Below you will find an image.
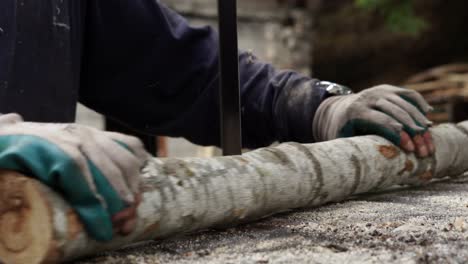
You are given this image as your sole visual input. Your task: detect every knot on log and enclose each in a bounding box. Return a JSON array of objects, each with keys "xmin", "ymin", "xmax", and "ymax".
[{"xmin": 378, "ymin": 145, "xmax": 400, "ymax": 159}]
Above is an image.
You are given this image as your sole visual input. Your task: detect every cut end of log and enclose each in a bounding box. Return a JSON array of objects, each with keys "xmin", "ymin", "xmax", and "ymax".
[{"xmin": 0, "ymin": 171, "xmax": 56, "ymax": 264}]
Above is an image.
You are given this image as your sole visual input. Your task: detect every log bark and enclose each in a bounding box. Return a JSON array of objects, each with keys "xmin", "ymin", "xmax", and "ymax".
[{"xmin": 2, "ymin": 122, "xmax": 468, "ymax": 263}]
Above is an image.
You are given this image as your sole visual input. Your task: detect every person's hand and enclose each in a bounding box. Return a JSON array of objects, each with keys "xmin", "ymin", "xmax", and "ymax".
[
  {"xmin": 0, "ymin": 113, "xmax": 150, "ymax": 241},
  {"xmin": 312, "ymin": 85, "xmax": 435, "ymax": 157}
]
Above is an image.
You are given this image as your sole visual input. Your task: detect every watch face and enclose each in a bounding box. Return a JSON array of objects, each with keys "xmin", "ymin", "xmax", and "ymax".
[
  {"xmin": 317, "ymin": 81, "xmax": 352, "ymax": 95},
  {"xmin": 329, "ymin": 85, "xmax": 353, "ymax": 95}
]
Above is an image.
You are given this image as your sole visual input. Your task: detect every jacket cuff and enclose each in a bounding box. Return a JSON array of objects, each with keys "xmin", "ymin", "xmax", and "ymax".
[{"xmin": 274, "ymin": 79, "xmax": 329, "ymax": 143}]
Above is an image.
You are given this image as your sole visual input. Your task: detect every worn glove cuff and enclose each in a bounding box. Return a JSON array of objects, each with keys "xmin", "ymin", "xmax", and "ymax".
[{"xmin": 312, "ymin": 95, "xmax": 348, "ymax": 142}]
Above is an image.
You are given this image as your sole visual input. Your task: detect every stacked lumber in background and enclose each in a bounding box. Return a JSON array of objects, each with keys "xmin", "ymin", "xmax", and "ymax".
[{"xmin": 404, "ymin": 64, "xmax": 468, "ymax": 124}]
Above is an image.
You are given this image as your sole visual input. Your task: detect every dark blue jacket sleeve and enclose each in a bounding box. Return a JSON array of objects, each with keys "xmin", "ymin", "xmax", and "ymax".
[{"xmin": 79, "ymin": 0, "xmax": 329, "ymax": 148}]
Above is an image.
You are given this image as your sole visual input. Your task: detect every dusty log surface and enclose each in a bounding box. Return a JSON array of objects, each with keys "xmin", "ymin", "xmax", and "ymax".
[
  {"xmin": 2, "ymin": 122, "xmax": 468, "ymax": 263},
  {"xmin": 78, "ymin": 177, "xmax": 468, "ymax": 264}
]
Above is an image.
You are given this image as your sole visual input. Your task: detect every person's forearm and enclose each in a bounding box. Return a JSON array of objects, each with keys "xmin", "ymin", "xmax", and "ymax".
[
  {"xmin": 238, "ymin": 51, "xmax": 329, "ymax": 148},
  {"xmin": 79, "ymin": 0, "xmax": 331, "ymax": 149}
]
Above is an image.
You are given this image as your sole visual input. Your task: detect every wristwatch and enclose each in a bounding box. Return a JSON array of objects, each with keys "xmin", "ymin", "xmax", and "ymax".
[{"xmin": 316, "ymin": 81, "xmax": 353, "ymax": 97}]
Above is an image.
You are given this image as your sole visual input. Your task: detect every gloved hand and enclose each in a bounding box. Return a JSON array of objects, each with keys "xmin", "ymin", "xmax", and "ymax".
[
  {"xmin": 313, "ymin": 85, "xmax": 435, "ymax": 157},
  {"xmin": 0, "ymin": 113, "xmax": 150, "ymax": 241}
]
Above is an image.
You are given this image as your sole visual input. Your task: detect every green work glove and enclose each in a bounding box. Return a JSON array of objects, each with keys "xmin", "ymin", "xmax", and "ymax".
[
  {"xmin": 0, "ymin": 113, "xmax": 150, "ymax": 241},
  {"xmin": 312, "ymin": 85, "xmax": 433, "ymax": 145}
]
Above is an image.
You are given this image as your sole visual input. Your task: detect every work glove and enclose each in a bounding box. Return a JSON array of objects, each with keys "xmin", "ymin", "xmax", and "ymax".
[
  {"xmin": 0, "ymin": 113, "xmax": 150, "ymax": 241},
  {"xmin": 313, "ymin": 85, "xmax": 434, "ymax": 156}
]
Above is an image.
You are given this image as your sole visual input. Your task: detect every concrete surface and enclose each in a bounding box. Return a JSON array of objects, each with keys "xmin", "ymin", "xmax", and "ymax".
[{"xmin": 75, "ymin": 176, "xmax": 468, "ymax": 264}]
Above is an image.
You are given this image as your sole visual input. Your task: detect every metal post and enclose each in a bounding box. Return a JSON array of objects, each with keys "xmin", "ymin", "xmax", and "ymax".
[{"xmin": 218, "ymin": 0, "xmax": 242, "ymax": 156}]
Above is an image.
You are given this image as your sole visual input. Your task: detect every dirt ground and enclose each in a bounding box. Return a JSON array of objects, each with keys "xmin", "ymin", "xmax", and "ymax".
[{"xmin": 75, "ymin": 176, "xmax": 468, "ymax": 264}]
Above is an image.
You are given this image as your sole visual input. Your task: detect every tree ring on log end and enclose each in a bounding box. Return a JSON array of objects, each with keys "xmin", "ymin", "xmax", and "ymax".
[{"xmin": 0, "ymin": 171, "xmax": 54, "ymax": 264}]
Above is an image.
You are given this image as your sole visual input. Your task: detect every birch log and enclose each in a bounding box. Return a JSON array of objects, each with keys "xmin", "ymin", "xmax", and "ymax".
[{"xmin": 2, "ymin": 122, "xmax": 468, "ymax": 263}]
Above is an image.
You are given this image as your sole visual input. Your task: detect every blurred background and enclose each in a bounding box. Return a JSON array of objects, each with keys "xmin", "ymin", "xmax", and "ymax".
[{"xmin": 77, "ymin": 0, "xmax": 468, "ymax": 157}]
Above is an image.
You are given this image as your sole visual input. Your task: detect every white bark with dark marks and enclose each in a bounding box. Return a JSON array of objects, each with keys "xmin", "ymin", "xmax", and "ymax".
[{"xmin": 2, "ymin": 122, "xmax": 468, "ymax": 263}]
